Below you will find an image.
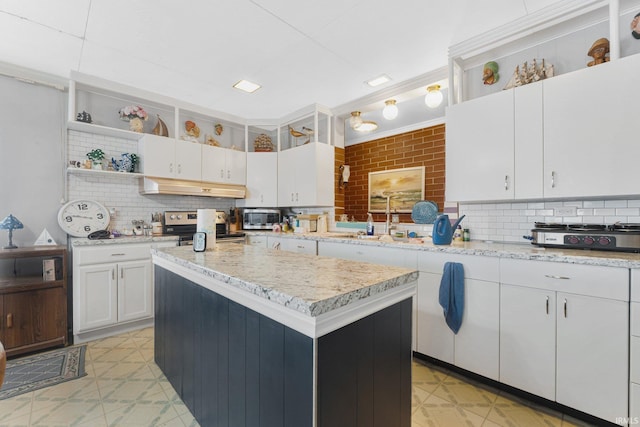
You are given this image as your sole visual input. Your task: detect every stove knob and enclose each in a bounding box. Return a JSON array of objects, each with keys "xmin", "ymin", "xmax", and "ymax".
[
  {"xmin": 177, "ymin": 214, "xmax": 183, "ymax": 220},
  {"xmin": 567, "ymin": 235, "xmax": 580, "ymax": 245},
  {"xmin": 598, "ymin": 236, "xmax": 611, "ymax": 246},
  {"xmin": 583, "ymin": 236, "xmax": 595, "ymax": 245},
  {"xmin": 170, "ymin": 214, "xmax": 176, "ymax": 220}
]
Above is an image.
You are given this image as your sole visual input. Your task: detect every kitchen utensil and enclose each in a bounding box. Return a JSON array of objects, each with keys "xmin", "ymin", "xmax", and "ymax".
[
  {"xmin": 411, "ymin": 201, "xmax": 438, "ymax": 224},
  {"xmin": 432, "ymin": 214, "xmax": 466, "ymax": 245}
]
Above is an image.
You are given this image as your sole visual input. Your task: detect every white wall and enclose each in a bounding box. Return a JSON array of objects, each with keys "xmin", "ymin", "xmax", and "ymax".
[{"xmin": 0, "ymin": 75, "xmax": 66, "ymax": 247}]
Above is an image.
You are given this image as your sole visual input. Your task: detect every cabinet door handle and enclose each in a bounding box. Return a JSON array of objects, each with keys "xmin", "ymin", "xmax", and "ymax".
[
  {"xmin": 112, "ymin": 269, "xmax": 116, "ymax": 280},
  {"xmin": 504, "ymin": 175, "xmax": 509, "ymax": 190},
  {"xmin": 545, "ymin": 274, "xmax": 570, "ymax": 280},
  {"xmin": 111, "ymin": 253, "xmax": 126, "ymax": 256},
  {"xmin": 178, "ymin": 164, "xmax": 182, "ymax": 174},
  {"xmin": 6, "ymin": 313, "xmax": 13, "ymax": 328},
  {"xmin": 120, "ymin": 268, "xmax": 124, "ymax": 279},
  {"xmin": 563, "ymin": 298, "xmax": 568, "ymax": 318},
  {"xmin": 169, "ymin": 162, "xmax": 173, "ymax": 173},
  {"xmin": 546, "ymin": 296, "xmax": 549, "ymax": 314},
  {"xmin": 551, "ymin": 171, "xmax": 556, "ymax": 188},
  {"xmin": 296, "ymin": 245, "xmax": 304, "ymax": 249},
  {"xmin": 227, "ymin": 170, "xmax": 231, "ymax": 179},
  {"xmin": 295, "ymin": 192, "xmax": 299, "ymax": 202}
]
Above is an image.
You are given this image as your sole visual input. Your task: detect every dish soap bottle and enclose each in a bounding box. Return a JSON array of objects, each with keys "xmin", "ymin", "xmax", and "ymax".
[{"xmin": 366, "ymin": 213, "xmax": 375, "ymax": 236}]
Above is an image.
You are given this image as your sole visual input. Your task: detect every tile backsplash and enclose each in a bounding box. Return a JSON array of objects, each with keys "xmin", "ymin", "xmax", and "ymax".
[
  {"xmin": 459, "ymin": 199, "xmax": 640, "ymax": 244},
  {"xmin": 67, "ymin": 130, "xmax": 233, "ymax": 232}
]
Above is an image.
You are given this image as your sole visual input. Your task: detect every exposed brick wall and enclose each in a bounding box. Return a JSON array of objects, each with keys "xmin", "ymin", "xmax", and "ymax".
[
  {"xmin": 343, "ymin": 124, "xmax": 445, "ymax": 222},
  {"xmin": 334, "ymin": 147, "xmax": 345, "ymax": 221}
]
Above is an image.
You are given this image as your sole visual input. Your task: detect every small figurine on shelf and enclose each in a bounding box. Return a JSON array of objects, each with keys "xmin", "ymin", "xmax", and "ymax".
[
  {"xmin": 181, "ymin": 120, "xmax": 200, "ymax": 142},
  {"xmin": 482, "ymin": 61, "xmax": 499, "ymax": 85},
  {"xmin": 302, "ymin": 126, "xmax": 313, "ymax": 144},
  {"xmin": 288, "ymin": 125, "xmax": 305, "ymax": 146},
  {"xmin": 152, "ymin": 114, "xmax": 169, "ymax": 137},
  {"xmin": 632, "ymin": 12, "xmax": 640, "ymax": 39},
  {"xmin": 76, "ymin": 111, "xmax": 92, "ymax": 123},
  {"xmin": 205, "ymin": 134, "xmax": 220, "ymax": 146},
  {"xmin": 214, "ymin": 123, "xmax": 223, "ymax": 135},
  {"xmin": 587, "ymin": 38, "xmax": 610, "ymax": 67}
]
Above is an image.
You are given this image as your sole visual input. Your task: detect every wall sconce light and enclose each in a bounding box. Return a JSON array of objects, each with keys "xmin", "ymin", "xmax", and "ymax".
[
  {"xmin": 425, "ymin": 84, "xmax": 443, "ymax": 108},
  {"xmin": 0, "ymin": 214, "xmax": 24, "ymax": 249},
  {"xmin": 339, "ymin": 164, "xmax": 351, "ymax": 189},
  {"xmin": 382, "ymin": 99, "xmax": 398, "ymax": 120}
]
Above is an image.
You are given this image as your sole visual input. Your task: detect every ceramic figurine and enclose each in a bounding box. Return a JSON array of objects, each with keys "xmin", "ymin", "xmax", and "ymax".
[
  {"xmin": 632, "ymin": 12, "xmax": 640, "ymax": 39},
  {"xmin": 76, "ymin": 111, "xmax": 92, "ymax": 123},
  {"xmin": 302, "ymin": 126, "xmax": 313, "ymax": 144},
  {"xmin": 288, "ymin": 125, "xmax": 305, "ymax": 146},
  {"xmin": 214, "ymin": 123, "xmax": 223, "ymax": 135},
  {"xmin": 503, "ymin": 58, "xmax": 554, "ymax": 90},
  {"xmin": 482, "ymin": 61, "xmax": 499, "ymax": 85},
  {"xmin": 587, "ymin": 38, "xmax": 610, "ymax": 67},
  {"xmin": 152, "ymin": 114, "xmax": 169, "ymax": 137}
]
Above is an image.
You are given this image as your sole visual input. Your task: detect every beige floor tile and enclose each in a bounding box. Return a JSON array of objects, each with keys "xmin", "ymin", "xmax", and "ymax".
[
  {"xmin": 486, "ymin": 394, "xmax": 563, "ymax": 427},
  {"xmin": 0, "ymin": 395, "xmax": 33, "ymax": 423},
  {"xmin": 97, "ymin": 377, "xmax": 168, "ymax": 403},
  {"xmin": 30, "ymin": 399, "xmax": 105, "ymax": 426},
  {"xmin": 431, "ymin": 375, "xmax": 499, "ymax": 418},
  {"xmin": 0, "ymin": 412, "xmax": 32, "ymax": 426},
  {"xmin": 412, "ymin": 394, "xmax": 485, "ymax": 427},
  {"xmin": 412, "ymin": 385, "xmax": 432, "ymax": 407},
  {"xmin": 103, "ymin": 396, "xmax": 181, "ymax": 426},
  {"xmin": 32, "ymin": 376, "xmax": 101, "ymax": 402}
]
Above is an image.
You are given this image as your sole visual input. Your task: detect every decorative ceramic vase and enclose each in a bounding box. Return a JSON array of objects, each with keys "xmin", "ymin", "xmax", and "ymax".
[
  {"xmin": 92, "ymin": 161, "xmax": 102, "ymax": 170},
  {"xmin": 129, "ymin": 117, "xmax": 144, "ymax": 133},
  {"xmin": 111, "ymin": 153, "xmax": 134, "ymax": 172}
]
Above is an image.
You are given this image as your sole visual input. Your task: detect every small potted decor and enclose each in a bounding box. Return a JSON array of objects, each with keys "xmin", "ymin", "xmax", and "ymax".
[
  {"xmin": 119, "ymin": 105, "xmax": 148, "ymax": 133},
  {"xmin": 87, "ymin": 148, "xmax": 105, "ymax": 170}
]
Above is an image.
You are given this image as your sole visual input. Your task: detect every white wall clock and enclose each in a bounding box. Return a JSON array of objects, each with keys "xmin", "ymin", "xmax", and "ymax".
[{"xmin": 57, "ymin": 199, "xmax": 111, "ymax": 237}]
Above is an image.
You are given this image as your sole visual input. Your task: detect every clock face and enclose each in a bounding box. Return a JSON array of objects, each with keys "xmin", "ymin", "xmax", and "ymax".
[{"xmin": 57, "ymin": 200, "xmax": 111, "ymax": 237}]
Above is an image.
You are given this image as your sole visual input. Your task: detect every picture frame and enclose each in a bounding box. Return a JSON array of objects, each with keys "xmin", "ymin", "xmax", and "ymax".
[{"xmin": 368, "ymin": 166, "xmax": 425, "ymax": 213}]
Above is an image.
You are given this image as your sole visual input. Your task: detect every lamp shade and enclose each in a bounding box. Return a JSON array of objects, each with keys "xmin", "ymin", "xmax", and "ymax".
[
  {"xmin": 425, "ymin": 84, "xmax": 443, "ymax": 108},
  {"xmin": 349, "ymin": 111, "xmax": 363, "ymax": 129},
  {"xmin": 0, "ymin": 214, "xmax": 23, "ymax": 230},
  {"xmin": 382, "ymin": 100, "xmax": 398, "ymax": 120}
]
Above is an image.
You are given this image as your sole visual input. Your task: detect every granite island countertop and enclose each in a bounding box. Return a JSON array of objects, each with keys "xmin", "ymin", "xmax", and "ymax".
[
  {"xmin": 152, "ymin": 245, "xmax": 418, "ymax": 319},
  {"xmin": 247, "ymin": 231, "xmax": 640, "ymax": 269},
  {"xmin": 70, "ymin": 235, "xmax": 179, "ymax": 246}
]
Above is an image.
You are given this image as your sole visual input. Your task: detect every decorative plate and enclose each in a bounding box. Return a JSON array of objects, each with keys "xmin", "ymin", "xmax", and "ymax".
[{"xmin": 411, "ymin": 201, "xmax": 438, "ymax": 224}]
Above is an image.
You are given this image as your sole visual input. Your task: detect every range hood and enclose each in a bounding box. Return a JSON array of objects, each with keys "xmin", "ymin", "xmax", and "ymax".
[{"xmin": 139, "ymin": 177, "xmax": 246, "ymax": 198}]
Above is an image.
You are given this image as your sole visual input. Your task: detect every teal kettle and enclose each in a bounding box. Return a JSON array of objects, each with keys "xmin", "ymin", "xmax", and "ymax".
[{"xmin": 432, "ymin": 214, "xmax": 466, "ymax": 245}]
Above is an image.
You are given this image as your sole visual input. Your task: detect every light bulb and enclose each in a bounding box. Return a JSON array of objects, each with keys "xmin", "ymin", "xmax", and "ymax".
[
  {"xmin": 382, "ymin": 99, "xmax": 398, "ymax": 120},
  {"xmin": 425, "ymin": 85, "xmax": 443, "ymax": 108}
]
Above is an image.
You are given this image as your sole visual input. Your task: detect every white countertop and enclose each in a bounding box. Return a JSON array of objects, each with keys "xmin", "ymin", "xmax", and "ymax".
[
  {"xmin": 70, "ymin": 235, "xmax": 179, "ymax": 246},
  {"xmin": 248, "ymin": 231, "xmax": 640, "ymax": 269}
]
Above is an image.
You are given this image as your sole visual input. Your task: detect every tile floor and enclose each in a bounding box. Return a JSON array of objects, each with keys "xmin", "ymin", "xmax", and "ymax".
[{"xmin": 0, "ymin": 328, "xmax": 591, "ymax": 426}]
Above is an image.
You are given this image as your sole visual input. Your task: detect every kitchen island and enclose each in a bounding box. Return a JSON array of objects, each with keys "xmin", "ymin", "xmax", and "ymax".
[{"xmin": 152, "ymin": 245, "xmax": 418, "ymax": 427}]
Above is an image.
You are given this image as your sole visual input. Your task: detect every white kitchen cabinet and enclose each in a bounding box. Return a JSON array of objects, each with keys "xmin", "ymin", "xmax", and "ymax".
[
  {"xmin": 500, "ymin": 284, "xmax": 556, "ymax": 400},
  {"xmin": 245, "ymin": 234, "xmax": 268, "ymax": 247},
  {"xmin": 237, "ymin": 152, "xmax": 278, "ymax": 207},
  {"xmin": 415, "ymin": 252, "xmax": 500, "ymax": 380},
  {"xmin": 317, "ymin": 241, "xmax": 417, "ymax": 269},
  {"xmin": 445, "ymin": 90, "xmax": 514, "ymax": 202},
  {"xmin": 543, "ymin": 53, "xmax": 640, "ymax": 198},
  {"xmin": 629, "ymin": 270, "xmax": 640, "ymax": 422},
  {"xmin": 500, "ymin": 259, "xmax": 629, "ymax": 424},
  {"xmin": 138, "ymin": 134, "xmax": 201, "ymax": 181},
  {"xmin": 446, "ymin": 82, "xmax": 544, "ymax": 202},
  {"xmin": 278, "ymin": 143, "xmax": 334, "ymax": 207},
  {"xmin": 267, "ymin": 236, "xmax": 317, "ymax": 255},
  {"xmin": 73, "ymin": 243, "xmax": 157, "ymax": 342},
  {"xmin": 201, "ymin": 144, "xmax": 246, "ymax": 185}
]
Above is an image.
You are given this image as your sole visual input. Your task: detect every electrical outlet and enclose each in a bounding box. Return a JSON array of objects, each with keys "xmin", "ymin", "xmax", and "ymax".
[{"xmin": 555, "ymin": 207, "xmax": 577, "ymax": 216}]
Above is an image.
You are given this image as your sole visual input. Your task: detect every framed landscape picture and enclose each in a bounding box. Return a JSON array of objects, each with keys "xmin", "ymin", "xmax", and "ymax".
[{"xmin": 368, "ymin": 166, "xmax": 425, "ymax": 212}]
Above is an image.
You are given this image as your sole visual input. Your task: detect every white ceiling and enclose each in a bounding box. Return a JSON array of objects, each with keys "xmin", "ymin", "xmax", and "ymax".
[{"xmin": 0, "ymin": 0, "xmax": 564, "ymax": 119}]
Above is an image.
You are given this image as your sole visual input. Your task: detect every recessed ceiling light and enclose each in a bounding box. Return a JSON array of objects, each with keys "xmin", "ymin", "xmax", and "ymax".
[
  {"xmin": 355, "ymin": 121, "xmax": 378, "ymax": 132},
  {"xmin": 233, "ymin": 79, "xmax": 261, "ymax": 93},
  {"xmin": 366, "ymin": 74, "xmax": 391, "ymax": 87}
]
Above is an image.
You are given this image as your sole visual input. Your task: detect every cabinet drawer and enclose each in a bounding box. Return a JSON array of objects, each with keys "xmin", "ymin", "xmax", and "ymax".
[
  {"xmin": 500, "ymin": 259, "xmax": 628, "ymax": 301},
  {"xmin": 75, "ymin": 244, "xmax": 152, "ymax": 265},
  {"xmin": 417, "ymin": 251, "xmax": 498, "ymax": 281}
]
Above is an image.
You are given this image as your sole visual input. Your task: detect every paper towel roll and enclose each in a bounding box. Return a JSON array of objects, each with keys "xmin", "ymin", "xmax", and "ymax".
[{"xmin": 197, "ymin": 209, "xmax": 216, "ymax": 249}]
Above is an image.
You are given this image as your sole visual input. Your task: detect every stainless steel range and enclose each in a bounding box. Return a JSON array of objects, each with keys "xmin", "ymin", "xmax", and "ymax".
[
  {"xmin": 531, "ymin": 222, "xmax": 640, "ymax": 252},
  {"xmin": 163, "ymin": 210, "xmax": 245, "ymax": 246}
]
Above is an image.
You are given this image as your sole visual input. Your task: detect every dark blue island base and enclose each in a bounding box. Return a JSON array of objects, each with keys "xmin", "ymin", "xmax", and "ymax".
[{"xmin": 154, "ymin": 266, "xmax": 412, "ymax": 427}]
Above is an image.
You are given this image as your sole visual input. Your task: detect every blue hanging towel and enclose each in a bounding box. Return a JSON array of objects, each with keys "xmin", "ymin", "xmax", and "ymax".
[{"xmin": 438, "ymin": 262, "xmax": 464, "ymax": 334}]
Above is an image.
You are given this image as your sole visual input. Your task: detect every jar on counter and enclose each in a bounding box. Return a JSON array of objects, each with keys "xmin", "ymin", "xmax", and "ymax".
[{"xmin": 463, "ymin": 228, "xmax": 470, "ymax": 242}]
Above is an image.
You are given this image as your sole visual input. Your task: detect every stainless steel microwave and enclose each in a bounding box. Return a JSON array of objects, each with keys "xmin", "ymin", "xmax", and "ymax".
[{"xmin": 242, "ymin": 209, "xmax": 281, "ymax": 230}]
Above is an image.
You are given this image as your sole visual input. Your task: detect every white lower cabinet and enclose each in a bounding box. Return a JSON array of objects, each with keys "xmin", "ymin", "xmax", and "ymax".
[
  {"xmin": 267, "ymin": 236, "xmax": 317, "ymax": 255},
  {"xmin": 245, "ymin": 234, "xmax": 268, "ymax": 247},
  {"xmin": 630, "ymin": 271, "xmax": 640, "ymax": 422},
  {"xmin": 317, "ymin": 241, "xmax": 417, "ymax": 269},
  {"xmin": 500, "ymin": 259, "xmax": 629, "ymax": 424},
  {"xmin": 416, "ymin": 252, "xmax": 500, "ymax": 381},
  {"xmin": 73, "ymin": 242, "xmax": 163, "ymax": 341}
]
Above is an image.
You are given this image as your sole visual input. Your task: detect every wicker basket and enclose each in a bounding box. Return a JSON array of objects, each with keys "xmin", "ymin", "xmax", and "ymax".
[{"xmin": 254, "ymin": 133, "xmax": 274, "ymax": 152}]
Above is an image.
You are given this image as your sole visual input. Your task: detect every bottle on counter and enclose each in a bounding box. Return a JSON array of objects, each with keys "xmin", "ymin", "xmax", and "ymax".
[
  {"xmin": 366, "ymin": 213, "xmax": 375, "ymax": 236},
  {"xmin": 463, "ymin": 228, "xmax": 470, "ymax": 242},
  {"xmin": 454, "ymin": 225, "xmax": 463, "ymax": 242}
]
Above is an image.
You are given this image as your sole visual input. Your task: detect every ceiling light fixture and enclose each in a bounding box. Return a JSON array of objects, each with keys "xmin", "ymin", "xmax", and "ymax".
[
  {"xmin": 233, "ymin": 79, "xmax": 261, "ymax": 93},
  {"xmin": 350, "ymin": 111, "xmax": 363, "ymax": 129},
  {"xmin": 382, "ymin": 99, "xmax": 398, "ymax": 120},
  {"xmin": 355, "ymin": 121, "xmax": 378, "ymax": 132},
  {"xmin": 425, "ymin": 84, "xmax": 443, "ymax": 108},
  {"xmin": 366, "ymin": 74, "xmax": 391, "ymax": 87}
]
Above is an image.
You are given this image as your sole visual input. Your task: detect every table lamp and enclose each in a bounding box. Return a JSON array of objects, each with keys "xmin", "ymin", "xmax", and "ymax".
[{"xmin": 0, "ymin": 214, "xmax": 24, "ymax": 249}]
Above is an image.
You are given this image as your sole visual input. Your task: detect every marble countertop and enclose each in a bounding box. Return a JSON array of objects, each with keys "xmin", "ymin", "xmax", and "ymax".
[
  {"xmin": 152, "ymin": 245, "xmax": 418, "ymax": 317},
  {"xmin": 247, "ymin": 231, "xmax": 640, "ymax": 269},
  {"xmin": 71, "ymin": 235, "xmax": 179, "ymax": 246}
]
